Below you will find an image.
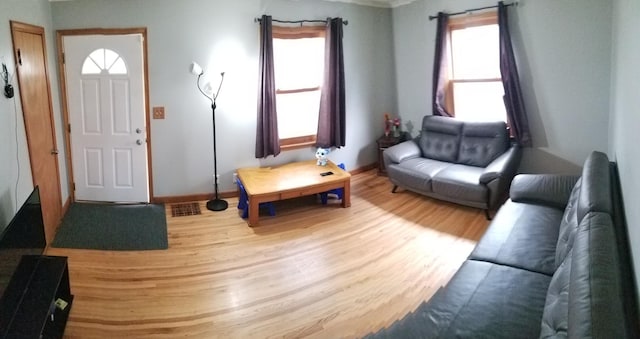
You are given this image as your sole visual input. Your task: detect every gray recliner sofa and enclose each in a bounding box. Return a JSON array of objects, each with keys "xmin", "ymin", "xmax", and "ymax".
[
  {"xmin": 383, "ymin": 115, "xmax": 521, "ymax": 218},
  {"xmin": 366, "ymin": 151, "xmax": 639, "ymax": 338}
]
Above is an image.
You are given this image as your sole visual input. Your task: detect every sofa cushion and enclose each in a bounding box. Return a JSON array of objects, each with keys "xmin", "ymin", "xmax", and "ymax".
[
  {"xmin": 457, "ymin": 121, "xmax": 509, "ymax": 167},
  {"xmin": 554, "ymin": 178, "xmax": 582, "ymax": 269},
  {"xmin": 431, "ymin": 164, "xmax": 486, "ymax": 204},
  {"xmin": 540, "ymin": 249, "xmax": 572, "ymax": 339},
  {"xmin": 510, "ymin": 174, "xmax": 580, "ymax": 210},
  {"xmin": 576, "ymin": 151, "xmax": 611, "ymax": 221},
  {"xmin": 386, "ymin": 158, "xmax": 452, "ymax": 193},
  {"xmin": 568, "ymin": 212, "xmax": 626, "ymax": 339},
  {"xmin": 469, "ymin": 200, "xmax": 563, "ymax": 276},
  {"xmin": 414, "ymin": 260, "xmax": 551, "ymax": 339},
  {"xmin": 418, "ymin": 116, "xmax": 463, "ymax": 163}
]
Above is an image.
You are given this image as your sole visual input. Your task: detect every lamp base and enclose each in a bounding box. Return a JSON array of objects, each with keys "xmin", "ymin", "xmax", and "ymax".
[{"xmin": 206, "ymin": 199, "xmax": 228, "ymax": 212}]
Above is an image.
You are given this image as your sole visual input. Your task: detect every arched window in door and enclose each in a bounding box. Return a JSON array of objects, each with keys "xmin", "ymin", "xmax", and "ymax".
[{"xmin": 81, "ymin": 48, "xmax": 127, "ymax": 75}]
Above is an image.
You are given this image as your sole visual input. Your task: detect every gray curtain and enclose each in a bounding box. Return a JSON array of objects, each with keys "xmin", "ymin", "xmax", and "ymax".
[
  {"xmin": 432, "ymin": 12, "xmax": 452, "ymax": 117},
  {"xmin": 498, "ymin": 2, "xmax": 532, "ymax": 147},
  {"xmin": 256, "ymin": 15, "xmax": 281, "ymax": 158},
  {"xmin": 316, "ymin": 17, "xmax": 346, "ymax": 148}
]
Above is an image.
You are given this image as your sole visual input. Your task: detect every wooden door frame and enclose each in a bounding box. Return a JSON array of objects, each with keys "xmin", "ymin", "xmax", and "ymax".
[
  {"xmin": 10, "ymin": 20, "xmax": 63, "ymax": 221},
  {"xmin": 56, "ymin": 28, "xmax": 155, "ymax": 203}
]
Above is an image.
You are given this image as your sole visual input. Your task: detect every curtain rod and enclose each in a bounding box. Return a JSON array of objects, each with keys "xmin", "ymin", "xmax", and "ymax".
[
  {"xmin": 254, "ymin": 17, "xmax": 349, "ymax": 26},
  {"xmin": 428, "ymin": 2, "xmax": 518, "ymax": 21}
]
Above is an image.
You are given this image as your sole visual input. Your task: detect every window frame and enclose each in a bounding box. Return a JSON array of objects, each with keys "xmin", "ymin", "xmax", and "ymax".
[
  {"xmin": 445, "ymin": 12, "xmax": 504, "ymax": 121},
  {"xmin": 272, "ymin": 25, "xmax": 326, "ymax": 150}
]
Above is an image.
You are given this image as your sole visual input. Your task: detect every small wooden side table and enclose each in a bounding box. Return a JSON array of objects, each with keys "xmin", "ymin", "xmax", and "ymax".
[{"xmin": 377, "ymin": 133, "xmax": 408, "ymax": 176}]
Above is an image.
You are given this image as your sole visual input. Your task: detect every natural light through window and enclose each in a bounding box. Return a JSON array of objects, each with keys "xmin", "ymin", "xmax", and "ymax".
[
  {"xmin": 449, "ymin": 16, "xmax": 507, "ymax": 123},
  {"xmin": 81, "ymin": 48, "xmax": 128, "ymax": 75},
  {"xmin": 272, "ymin": 26, "xmax": 325, "ymax": 146}
]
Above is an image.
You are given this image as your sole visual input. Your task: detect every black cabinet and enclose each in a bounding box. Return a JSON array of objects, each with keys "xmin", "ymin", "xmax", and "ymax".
[{"xmin": 0, "ymin": 255, "xmax": 73, "ymax": 339}]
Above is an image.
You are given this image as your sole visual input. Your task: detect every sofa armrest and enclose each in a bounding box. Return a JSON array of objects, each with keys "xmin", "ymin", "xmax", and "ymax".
[
  {"xmin": 479, "ymin": 145, "xmax": 522, "ymax": 184},
  {"xmin": 383, "ymin": 140, "xmax": 421, "ymax": 166},
  {"xmin": 510, "ymin": 174, "xmax": 580, "ymax": 209},
  {"xmin": 479, "ymin": 145, "xmax": 522, "ymax": 210}
]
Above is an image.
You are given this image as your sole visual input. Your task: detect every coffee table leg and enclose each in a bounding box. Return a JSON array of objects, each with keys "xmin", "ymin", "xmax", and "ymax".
[
  {"xmin": 248, "ymin": 196, "xmax": 259, "ymax": 226},
  {"xmin": 342, "ymin": 179, "xmax": 351, "ymax": 208}
]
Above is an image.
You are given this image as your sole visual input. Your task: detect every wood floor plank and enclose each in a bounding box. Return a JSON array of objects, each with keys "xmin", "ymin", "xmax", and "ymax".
[{"xmin": 46, "ymin": 170, "xmax": 489, "ymax": 338}]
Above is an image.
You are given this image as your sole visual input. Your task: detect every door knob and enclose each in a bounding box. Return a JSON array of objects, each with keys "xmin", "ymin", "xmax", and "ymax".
[
  {"xmin": 51, "ymin": 149, "xmax": 59, "ymax": 155},
  {"xmin": 136, "ymin": 128, "xmax": 143, "ymax": 134},
  {"xmin": 136, "ymin": 139, "xmax": 144, "ymax": 145}
]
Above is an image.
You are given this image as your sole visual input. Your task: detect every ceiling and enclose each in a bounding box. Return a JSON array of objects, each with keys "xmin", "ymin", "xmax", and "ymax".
[{"xmin": 49, "ymin": 0, "xmax": 417, "ymax": 8}]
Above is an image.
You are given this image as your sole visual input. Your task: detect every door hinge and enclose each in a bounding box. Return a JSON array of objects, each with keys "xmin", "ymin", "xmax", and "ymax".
[
  {"xmin": 61, "ymin": 52, "xmax": 65, "ymax": 65},
  {"xmin": 68, "ymin": 124, "xmax": 71, "ymax": 133},
  {"xmin": 72, "ymin": 182, "xmax": 75, "ymax": 191}
]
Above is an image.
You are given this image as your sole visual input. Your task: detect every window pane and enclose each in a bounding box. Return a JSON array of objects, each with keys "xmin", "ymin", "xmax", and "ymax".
[
  {"xmin": 276, "ymin": 90, "xmax": 321, "ymax": 139},
  {"xmin": 82, "ymin": 48, "xmax": 128, "ymax": 75},
  {"xmin": 82, "ymin": 58, "xmax": 101, "ymax": 74},
  {"xmin": 89, "ymin": 49, "xmax": 106, "ymax": 69},
  {"xmin": 109, "ymin": 58, "xmax": 127, "ymax": 74},
  {"xmin": 273, "ymin": 37, "xmax": 324, "ymax": 90},
  {"xmin": 453, "ymin": 81, "xmax": 506, "ymax": 123},
  {"xmin": 451, "ymin": 24, "xmax": 500, "ymax": 79},
  {"xmin": 104, "ymin": 49, "xmax": 119, "ymax": 70}
]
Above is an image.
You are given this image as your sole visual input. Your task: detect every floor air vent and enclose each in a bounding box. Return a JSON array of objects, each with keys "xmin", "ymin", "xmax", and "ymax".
[{"xmin": 171, "ymin": 202, "xmax": 201, "ymax": 217}]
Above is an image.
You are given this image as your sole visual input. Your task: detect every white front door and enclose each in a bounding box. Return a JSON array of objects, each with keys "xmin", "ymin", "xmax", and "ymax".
[{"xmin": 64, "ymin": 34, "xmax": 149, "ymax": 203}]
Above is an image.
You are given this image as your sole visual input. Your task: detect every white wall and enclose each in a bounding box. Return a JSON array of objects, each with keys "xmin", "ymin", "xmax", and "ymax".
[
  {"xmin": 0, "ymin": 0, "xmax": 68, "ymax": 228},
  {"xmin": 392, "ymin": 0, "xmax": 612, "ymax": 174},
  {"xmin": 51, "ymin": 0, "xmax": 396, "ymax": 198},
  {"xmin": 610, "ymin": 0, "xmax": 640, "ymax": 302}
]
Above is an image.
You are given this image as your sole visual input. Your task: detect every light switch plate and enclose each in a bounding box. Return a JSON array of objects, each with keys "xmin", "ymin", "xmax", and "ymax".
[{"xmin": 153, "ymin": 106, "xmax": 165, "ymax": 119}]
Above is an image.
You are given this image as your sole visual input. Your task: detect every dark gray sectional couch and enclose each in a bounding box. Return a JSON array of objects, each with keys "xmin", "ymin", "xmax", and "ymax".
[
  {"xmin": 367, "ymin": 151, "xmax": 638, "ymax": 338},
  {"xmin": 383, "ymin": 116, "xmax": 521, "ymax": 218}
]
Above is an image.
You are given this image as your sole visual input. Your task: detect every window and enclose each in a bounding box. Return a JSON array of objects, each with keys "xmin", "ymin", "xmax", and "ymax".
[
  {"xmin": 447, "ymin": 12, "xmax": 506, "ymax": 123},
  {"xmin": 81, "ymin": 48, "xmax": 127, "ymax": 75},
  {"xmin": 272, "ymin": 26, "xmax": 325, "ymax": 149}
]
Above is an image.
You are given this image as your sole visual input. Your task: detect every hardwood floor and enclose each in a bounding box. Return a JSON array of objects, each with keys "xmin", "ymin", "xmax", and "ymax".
[{"xmin": 46, "ymin": 170, "xmax": 490, "ymax": 338}]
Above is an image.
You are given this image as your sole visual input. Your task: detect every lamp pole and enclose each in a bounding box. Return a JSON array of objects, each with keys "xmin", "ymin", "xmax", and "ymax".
[
  {"xmin": 192, "ymin": 65, "xmax": 227, "ymax": 211},
  {"xmin": 207, "ymin": 98, "xmax": 227, "ymax": 211}
]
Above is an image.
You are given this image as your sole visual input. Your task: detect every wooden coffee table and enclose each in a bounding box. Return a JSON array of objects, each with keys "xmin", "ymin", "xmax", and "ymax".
[{"xmin": 236, "ymin": 160, "xmax": 351, "ymax": 226}]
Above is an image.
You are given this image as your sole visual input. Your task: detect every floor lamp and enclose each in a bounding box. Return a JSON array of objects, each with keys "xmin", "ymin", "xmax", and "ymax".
[{"xmin": 190, "ymin": 62, "xmax": 228, "ymax": 211}]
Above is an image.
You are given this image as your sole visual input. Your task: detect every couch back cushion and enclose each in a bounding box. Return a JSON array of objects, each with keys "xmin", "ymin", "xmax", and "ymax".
[
  {"xmin": 457, "ymin": 121, "xmax": 509, "ymax": 167},
  {"xmin": 554, "ymin": 178, "xmax": 582, "ymax": 269},
  {"xmin": 540, "ymin": 248, "xmax": 571, "ymax": 339},
  {"xmin": 419, "ymin": 116, "xmax": 463, "ymax": 163},
  {"xmin": 576, "ymin": 151, "xmax": 611, "ymax": 222},
  {"xmin": 567, "ymin": 212, "xmax": 626, "ymax": 338}
]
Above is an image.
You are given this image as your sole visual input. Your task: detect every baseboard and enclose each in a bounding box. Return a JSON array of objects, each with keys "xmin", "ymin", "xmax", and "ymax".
[
  {"xmin": 153, "ymin": 190, "xmax": 238, "ymax": 204},
  {"xmin": 351, "ymin": 163, "xmax": 377, "ymax": 175},
  {"xmin": 152, "ymin": 163, "xmax": 377, "ymax": 204}
]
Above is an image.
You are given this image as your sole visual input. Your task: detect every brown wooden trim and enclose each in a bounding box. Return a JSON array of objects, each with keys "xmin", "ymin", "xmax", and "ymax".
[
  {"xmin": 280, "ymin": 135, "xmax": 317, "ymax": 151},
  {"xmin": 56, "ymin": 27, "xmax": 153, "ymax": 203},
  {"xmin": 56, "ymin": 27, "xmax": 147, "ymax": 36},
  {"xmin": 350, "ymin": 163, "xmax": 377, "ymax": 176},
  {"xmin": 153, "ymin": 191, "xmax": 239, "ymax": 204},
  {"xmin": 276, "ymin": 86, "xmax": 320, "ymax": 95},
  {"xmin": 273, "ymin": 25, "xmax": 325, "ymax": 39},
  {"xmin": 448, "ymin": 11, "xmax": 498, "ymax": 30},
  {"xmin": 56, "ymin": 31, "xmax": 75, "ymax": 203},
  {"xmin": 451, "ymin": 78, "xmax": 502, "ymax": 83}
]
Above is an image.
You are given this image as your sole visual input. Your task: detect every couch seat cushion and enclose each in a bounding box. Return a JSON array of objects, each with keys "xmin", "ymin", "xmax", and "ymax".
[
  {"xmin": 387, "ymin": 158, "xmax": 452, "ymax": 193},
  {"xmin": 469, "ymin": 200, "xmax": 563, "ymax": 276},
  {"xmin": 413, "ymin": 260, "xmax": 552, "ymax": 339},
  {"xmin": 431, "ymin": 164, "xmax": 486, "ymax": 203}
]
